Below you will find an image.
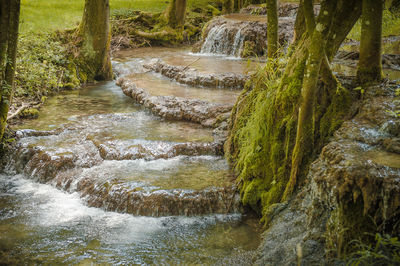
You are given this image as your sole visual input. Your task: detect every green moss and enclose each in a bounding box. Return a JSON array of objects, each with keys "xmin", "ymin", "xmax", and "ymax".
[
  {"xmin": 226, "ymin": 52, "xmax": 354, "ymax": 225},
  {"xmin": 21, "ymin": 108, "xmax": 39, "ymax": 119},
  {"xmin": 206, "ymin": 4, "xmax": 221, "ymax": 16},
  {"xmin": 319, "ymin": 85, "xmax": 352, "ymax": 143}
]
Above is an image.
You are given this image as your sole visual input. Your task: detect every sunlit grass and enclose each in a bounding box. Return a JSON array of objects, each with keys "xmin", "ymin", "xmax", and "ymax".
[
  {"xmin": 20, "ymin": 0, "xmax": 214, "ymax": 33},
  {"xmin": 20, "ymin": 0, "xmax": 168, "ymax": 33},
  {"xmin": 347, "ymin": 9, "xmax": 400, "ymax": 41}
]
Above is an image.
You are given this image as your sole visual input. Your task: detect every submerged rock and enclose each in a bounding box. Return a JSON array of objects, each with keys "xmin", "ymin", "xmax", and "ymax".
[
  {"xmin": 117, "ymin": 77, "xmax": 233, "ymax": 128},
  {"xmin": 144, "ymin": 60, "xmax": 249, "ymax": 90},
  {"xmin": 256, "ymin": 84, "xmax": 400, "ymax": 264}
]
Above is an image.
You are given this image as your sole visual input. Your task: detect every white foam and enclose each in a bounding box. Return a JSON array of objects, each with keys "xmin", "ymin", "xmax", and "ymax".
[{"xmin": 1, "ymin": 174, "xmax": 242, "ymax": 245}]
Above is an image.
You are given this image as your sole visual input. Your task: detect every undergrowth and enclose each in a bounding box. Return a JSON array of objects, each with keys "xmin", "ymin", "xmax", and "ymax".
[
  {"xmin": 14, "ymin": 33, "xmax": 79, "ymax": 100},
  {"xmin": 347, "ymin": 233, "xmax": 400, "ymax": 265}
]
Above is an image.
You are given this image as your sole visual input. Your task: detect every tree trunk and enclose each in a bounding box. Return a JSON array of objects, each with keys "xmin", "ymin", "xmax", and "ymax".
[
  {"xmin": 222, "ymin": 0, "xmax": 234, "ymax": 14},
  {"xmin": 283, "ymin": 0, "xmax": 336, "ymax": 199},
  {"xmin": 166, "ymin": 0, "xmax": 187, "ymax": 28},
  {"xmin": 77, "ymin": 0, "xmax": 112, "ymax": 81},
  {"xmin": 293, "ymin": 0, "xmax": 306, "ymax": 45},
  {"xmin": 234, "ymin": 0, "xmax": 244, "ymax": 11},
  {"xmin": 266, "ymin": 0, "xmax": 278, "ymax": 58},
  {"xmin": 0, "ymin": 0, "xmax": 20, "ymax": 141},
  {"xmin": 226, "ymin": 0, "xmax": 362, "ymax": 218},
  {"xmin": 357, "ymin": 0, "xmax": 383, "ymax": 84}
]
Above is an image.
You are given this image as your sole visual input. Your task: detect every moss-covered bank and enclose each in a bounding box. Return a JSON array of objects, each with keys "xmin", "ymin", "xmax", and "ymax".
[{"xmin": 225, "ymin": 55, "xmax": 356, "ymax": 224}]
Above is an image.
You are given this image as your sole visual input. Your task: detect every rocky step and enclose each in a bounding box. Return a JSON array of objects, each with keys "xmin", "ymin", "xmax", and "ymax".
[
  {"xmin": 124, "ymin": 71, "xmax": 241, "ymax": 103},
  {"xmin": 91, "ymin": 138, "xmax": 224, "ymax": 160},
  {"xmin": 77, "ymin": 176, "xmax": 241, "ymax": 217},
  {"xmin": 117, "ymin": 77, "xmax": 233, "ymax": 128},
  {"xmin": 143, "ymin": 60, "xmax": 249, "ymax": 90},
  {"xmin": 12, "ymin": 137, "xmax": 240, "ymax": 216}
]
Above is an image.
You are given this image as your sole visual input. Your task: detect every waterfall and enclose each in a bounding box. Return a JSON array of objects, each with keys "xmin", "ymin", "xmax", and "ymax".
[{"xmin": 200, "ymin": 24, "xmax": 246, "ymax": 57}]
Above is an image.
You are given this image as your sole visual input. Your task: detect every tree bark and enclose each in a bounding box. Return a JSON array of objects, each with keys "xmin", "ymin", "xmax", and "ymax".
[
  {"xmin": 222, "ymin": 0, "xmax": 234, "ymax": 14},
  {"xmin": 0, "ymin": 0, "xmax": 20, "ymax": 141},
  {"xmin": 293, "ymin": 0, "xmax": 306, "ymax": 45},
  {"xmin": 166, "ymin": 0, "xmax": 187, "ymax": 28},
  {"xmin": 234, "ymin": 0, "xmax": 244, "ymax": 11},
  {"xmin": 266, "ymin": 0, "xmax": 278, "ymax": 58},
  {"xmin": 77, "ymin": 0, "xmax": 112, "ymax": 81},
  {"xmin": 283, "ymin": 0, "xmax": 336, "ymax": 199},
  {"xmin": 357, "ymin": 0, "xmax": 383, "ymax": 84}
]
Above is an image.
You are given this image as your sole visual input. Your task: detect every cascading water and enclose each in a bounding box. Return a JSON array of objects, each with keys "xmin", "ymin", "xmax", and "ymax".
[
  {"xmin": 200, "ymin": 24, "xmax": 246, "ymax": 57},
  {"xmin": 0, "ymin": 47, "xmax": 260, "ymax": 264},
  {"xmin": 197, "ymin": 14, "xmax": 295, "ymax": 58}
]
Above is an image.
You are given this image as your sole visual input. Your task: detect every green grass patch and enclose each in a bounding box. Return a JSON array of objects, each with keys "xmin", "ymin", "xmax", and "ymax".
[
  {"xmin": 20, "ymin": 0, "xmax": 216, "ymax": 33},
  {"xmin": 347, "ymin": 9, "xmax": 400, "ymax": 40}
]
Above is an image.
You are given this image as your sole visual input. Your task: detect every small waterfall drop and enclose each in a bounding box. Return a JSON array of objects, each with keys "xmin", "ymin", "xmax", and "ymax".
[{"xmin": 200, "ymin": 24, "xmax": 246, "ymax": 57}]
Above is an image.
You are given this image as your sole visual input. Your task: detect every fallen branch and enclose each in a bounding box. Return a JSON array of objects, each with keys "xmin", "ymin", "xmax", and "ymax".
[{"xmin": 7, "ymin": 103, "xmax": 29, "ymax": 121}]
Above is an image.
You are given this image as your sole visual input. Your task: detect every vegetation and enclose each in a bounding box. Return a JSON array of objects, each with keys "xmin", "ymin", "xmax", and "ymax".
[
  {"xmin": 347, "ymin": 9, "xmax": 400, "ymax": 40},
  {"xmin": 226, "ymin": 0, "xmax": 362, "ymax": 224},
  {"xmin": 347, "ymin": 234, "xmax": 400, "ymax": 265},
  {"xmin": 15, "ymin": 34, "xmax": 79, "ymax": 99},
  {"xmin": 0, "ymin": 0, "xmax": 21, "ymax": 141}
]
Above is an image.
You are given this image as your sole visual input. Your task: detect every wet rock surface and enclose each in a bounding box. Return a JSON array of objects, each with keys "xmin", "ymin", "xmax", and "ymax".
[
  {"xmin": 144, "ymin": 60, "xmax": 249, "ymax": 89},
  {"xmin": 257, "ymin": 83, "xmax": 400, "ymax": 265},
  {"xmin": 194, "ymin": 15, "xmax": 294, "ymax": 57},
  {"xmin": 117, "ymin": 76, "xmax": 233, "ymax": 128},
  {"xmin": 92, "ymin": 139, "xmax": 224, "ymax": 160},
  {"xmin": 8, "ymin": 123, "xmax": 240, "ymax": 217}
]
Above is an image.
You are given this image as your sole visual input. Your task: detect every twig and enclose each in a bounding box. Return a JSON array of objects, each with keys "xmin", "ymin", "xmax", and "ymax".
[{"xmin": 183, "ymin": 58, "xmax": 201, "ymax": 71}]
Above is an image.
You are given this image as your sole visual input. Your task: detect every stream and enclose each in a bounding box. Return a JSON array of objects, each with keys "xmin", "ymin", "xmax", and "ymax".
[
  {"xmin": 0, "ymin": 47, "xmax": 261, "ymax": 264},
  {"xmin": 2, "ymin": 11, "xmax": 400, "ymax": 264}
]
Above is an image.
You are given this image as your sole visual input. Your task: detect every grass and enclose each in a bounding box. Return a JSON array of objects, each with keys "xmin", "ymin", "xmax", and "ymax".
[
  {"xmin": 20, "ymin": 0, "xmax": 215, "ymax": 33},
  {"xmin": 347, "ymin": 9, "xmax": 400, "ymax": 40},
  {"xmin": 20, "ymin": 0, "xmax": 168, "ymax": 33}
]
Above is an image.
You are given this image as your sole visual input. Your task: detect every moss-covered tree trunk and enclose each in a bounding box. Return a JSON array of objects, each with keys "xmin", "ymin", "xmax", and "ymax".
[
  {"xmin": 77, "ymin": 0, "xmax": 112, "ymax": 81},
  {"xmin": 234, "ymin": 0, "xmax": 244, "ymax": 11},
  {"xmin": 165, "ymin": 0, "xmax": 187, "ymax": 28},
  {"xmin": 356, "ymin": 0, "xmax": 383, "ymax": 84},
  {"xmin": 292, "ymin": 0, "xmax": 306, "ymax": 45},
  {"xmin": 0, "ymin": 0, "xmax": 20, "ymax": 141},
  {"xmin": 225, "ymin": 0, "xmax": 363, "ymax": 222},
  {"xmin": 266, "ymin": 0, "xmax": 278, "ymax": 58},
  {"xmin": 222, "ymin": 0, "xmax": 234, "ymax": 14}
]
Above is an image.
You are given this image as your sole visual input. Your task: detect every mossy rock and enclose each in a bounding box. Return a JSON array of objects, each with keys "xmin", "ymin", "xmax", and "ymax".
[{"xmin": 20, "ymin": 108, "xmax": 39, "ymax": 119}]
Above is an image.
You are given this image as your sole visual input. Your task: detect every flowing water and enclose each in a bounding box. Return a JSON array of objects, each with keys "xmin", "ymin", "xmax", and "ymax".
[{"xmin": 1, "ymin": 48, "xmax": 261, "ymax": 264}]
